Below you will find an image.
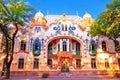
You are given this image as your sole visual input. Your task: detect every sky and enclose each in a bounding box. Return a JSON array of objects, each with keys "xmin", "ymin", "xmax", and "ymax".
[{"xmin": 26, "ymin": 0, "xmax": 112, "ymax": 19}]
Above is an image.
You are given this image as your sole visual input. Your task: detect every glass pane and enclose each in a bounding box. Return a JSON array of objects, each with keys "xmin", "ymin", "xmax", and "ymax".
[
  {"xmin": 33, "ymin": 59, "xmax": 39, "ymax": 68},
  {"xmin": 18, "ymin": 59, "xmax": 24, "ymax": 69}
]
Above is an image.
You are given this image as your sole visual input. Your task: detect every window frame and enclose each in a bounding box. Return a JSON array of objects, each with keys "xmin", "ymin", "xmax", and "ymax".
[
  {"xmin": 18, "ymin": 58, "xmax": 24, "ymax": 69},
  {"xmin": 33, "ymin": 58, "xmax": 39, "ymax": 69}
]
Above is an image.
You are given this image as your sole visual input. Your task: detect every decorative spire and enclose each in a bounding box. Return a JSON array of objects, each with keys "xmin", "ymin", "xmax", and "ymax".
[{"xmin": 35, "ymin": 10, "xmax": 44, "ymax": 17}]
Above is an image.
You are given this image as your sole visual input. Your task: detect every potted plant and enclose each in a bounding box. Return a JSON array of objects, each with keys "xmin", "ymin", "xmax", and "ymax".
[{"xmin": 42, "ymin": 72, "xmax": 49, "ymax": 78}]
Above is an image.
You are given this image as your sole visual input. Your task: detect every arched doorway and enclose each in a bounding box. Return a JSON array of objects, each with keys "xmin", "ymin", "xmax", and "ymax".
[
  {"xmin": 45, "ymin": 35, "xmax": 86, "ymax": 71},
  {"xmin": 61, "ymin": 57, "xmax": 69, "ymax": 72}
]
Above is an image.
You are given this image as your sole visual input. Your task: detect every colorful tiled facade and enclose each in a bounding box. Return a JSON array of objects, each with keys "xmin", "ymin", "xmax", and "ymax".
[{"xmin": 0, "ymin": 11, "xmax": 120, "ymax": 75}]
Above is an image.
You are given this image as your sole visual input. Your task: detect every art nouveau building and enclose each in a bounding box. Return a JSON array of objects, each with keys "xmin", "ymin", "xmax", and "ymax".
[{"xmin": 0, "ymin": 11, "xmax": 120, "ymax": 75}]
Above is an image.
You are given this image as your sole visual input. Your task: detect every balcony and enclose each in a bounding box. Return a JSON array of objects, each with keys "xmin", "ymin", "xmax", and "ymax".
[
  {"xmin": 48, "ymin": 50, "xmax": 57, "ymax": 58},
  {"xmin": 57, "ymin": 51, "xmax": 72, "ymax": 58}
]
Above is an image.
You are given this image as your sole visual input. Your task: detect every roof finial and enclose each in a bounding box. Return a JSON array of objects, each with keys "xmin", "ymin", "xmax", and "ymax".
[{"xmin": 63, "ymin": 13, "xmax": 66, "ymax": 16}]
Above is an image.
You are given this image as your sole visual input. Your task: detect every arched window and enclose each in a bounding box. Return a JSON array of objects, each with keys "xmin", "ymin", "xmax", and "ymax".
[
  {"xmin": 102, "ymin": 41, "xmax": 107, "ymax": 51},
  {"xmin": 33, "ymin": 38, "xmax": 41, "ymax": 56},
  {"xmin": 76, "ymin": 43, "xmax": 80, "ymax": 55},
  {"xmin": 63, "ymin": 41, "xmax": 67, "ymax": 51},
  {"xmin": 20, "ymin": 40, "xmax": 26, "ymax": 51},
  {"xmin": 62, "ymin": 24, "xmax": 64, "ymax": 31},
  {"xmin": 90, "ymin": 40, "xmax": 96, "ymax": 56},
  {"xmin": 48, "ymin": 43, "xmax": 52, "ymax": 55},
  {"xmin": 65, "ymin": 24, "xmax": 67, "ymax": 31}
]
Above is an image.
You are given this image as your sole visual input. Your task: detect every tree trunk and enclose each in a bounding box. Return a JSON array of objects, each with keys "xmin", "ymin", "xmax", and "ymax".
[
  {"xmin": 4, "ymin": 37, "xmax": 11, "ymax": 79},
  {"xmin": 113, "ymin": 39, "xmax": 119, "ymax": 52},
  {"xmin": 113, "ymin": 39, "xmax": 119, "ymax": 47},
  {"xmin": 5, "ymin": 24, "xmax": 19, "ymax": 79},
  {"xmin": 5, "ymin": 64, "xmax": 10, "ymax": 79}
]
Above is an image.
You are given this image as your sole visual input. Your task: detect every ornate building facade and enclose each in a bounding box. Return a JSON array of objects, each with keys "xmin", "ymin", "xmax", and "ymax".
[{"xmin": 0, "ymin": 11, "xmax": 120, "ymax": 75}]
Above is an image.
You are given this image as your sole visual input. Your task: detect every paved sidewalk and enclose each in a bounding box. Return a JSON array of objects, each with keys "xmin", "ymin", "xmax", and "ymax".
[{"xmin": 0, "ymin": 75, "xmax": 120, "ymax": 80}]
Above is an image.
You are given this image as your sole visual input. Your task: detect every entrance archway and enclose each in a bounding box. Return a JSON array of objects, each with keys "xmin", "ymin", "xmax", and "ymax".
[
  {"xmin": 44, "ymin": 34, "xmax": 86, "ymax": 71},
  {"xmin": 44, "ymin": 35, "xmax": 86, "ymax": 55}
]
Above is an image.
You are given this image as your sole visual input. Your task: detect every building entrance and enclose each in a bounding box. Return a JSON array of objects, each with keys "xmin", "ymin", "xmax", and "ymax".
[{"xmin": 61, "ymin": 58, "xmax": 69, "ymax": 72}]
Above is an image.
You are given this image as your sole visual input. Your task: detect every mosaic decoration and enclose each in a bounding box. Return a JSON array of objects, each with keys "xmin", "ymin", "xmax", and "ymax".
[
  {"xmin": 85, "ymin": 38, "xmax": 89, "ymax": 50},
  {"xmin": 15, "ymin": 34, "xmax": 20, "ymax": 39},
  {"xmin": 68, "ymin": 25, "xmax": 76, "ymax": 34},
  {"xmin": 85, "ymin": 38, "xmax": 89, "ymax": 44},
  {"xmin": 8, "ymin": 27, "xmax": 13, "ymax": 31},
  {"xmin": 53, "ymin": 25, "xmax": 61, "ymax": 34},
  {"xmin": 41, "ymin": 38, "xmax": 44, "ymax": 49},
  {"xmin": 30, "ymin": 38, "xmax": 34, "ymax": 50},
  {"xmin": 96, "ymin": 39, "xmax": 99, "ymax": 46},
  {"xmin": 22, "ymin": 28, "xmax": 26, "ymax": 32},
  {"xmin": 35, "ymin": 26, "xmax": 41, "ymax": 33},
  {"xmin": 22, "ymin": 25, "xmax": 30, "ymax": 32}
]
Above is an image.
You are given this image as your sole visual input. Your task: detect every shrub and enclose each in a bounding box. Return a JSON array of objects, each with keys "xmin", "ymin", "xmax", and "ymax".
[
  {"xmin": 42, "ymin": 72, "xmax": 49, "ymax": 78},
  {"xmin": 114, "ymin": 72, "xmax": 120, "ymax": 78}
]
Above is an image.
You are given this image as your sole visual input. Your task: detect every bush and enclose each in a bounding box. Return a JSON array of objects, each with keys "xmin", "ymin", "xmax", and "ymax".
[
  {"xmin": 114, "ymin": 72, "xmax": 120, "ymax": 78},
  {"xmin": 42, "ymin": 72, "xmax": 49, "ymax": 78}
]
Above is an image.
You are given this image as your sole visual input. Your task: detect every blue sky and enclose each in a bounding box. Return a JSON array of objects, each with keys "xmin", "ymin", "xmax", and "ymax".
[{"xmin": 26, "ymin": 0, "xmax": 112, "ymax": 19}]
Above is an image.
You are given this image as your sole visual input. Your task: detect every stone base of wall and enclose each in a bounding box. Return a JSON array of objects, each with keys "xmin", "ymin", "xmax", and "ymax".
[{"xmin": 10, "ymin": 70, "xmax": 120, "ymax": 76}]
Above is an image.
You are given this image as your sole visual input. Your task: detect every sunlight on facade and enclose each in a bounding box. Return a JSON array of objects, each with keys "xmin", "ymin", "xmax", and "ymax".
[
  {"xmin": 97, "ymin": 53, "xmax": 109, "ymax": 59},
  {"xmin": 0, "ymin": 55, "xmax": 6, "ymax": 61},
  {"xmin": 0, "ymin": 11, "xmax": 120, "ymax": 76}
]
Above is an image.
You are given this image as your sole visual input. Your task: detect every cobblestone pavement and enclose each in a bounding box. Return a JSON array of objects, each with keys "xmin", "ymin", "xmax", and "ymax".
[{"xmin": 0, "ymin": 75, "xmax": 120, "ymax": 80}]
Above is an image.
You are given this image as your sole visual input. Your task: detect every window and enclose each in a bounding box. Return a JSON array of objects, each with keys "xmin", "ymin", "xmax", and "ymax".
[
  {"xmin": 90, "ymin": 40, "xmax": 96, "ymax": 56},
  {"xmin": 48, "ymin": 43, "xmax": 52, "ymax": 55},
  {"xmin": 62, "ymin": 24, "xmax": 64, "ymax": 31},
  {"xmin": 91, "ymin": 58, "xmax": 96, "ymax": 68},
  {"xmin": 20, "ymin": 40, "xmax": 26, "ymax": 51},
  {"xmin": 102, "ymin": 41, "xmax": 107, "ymax": 51},
  {"xmin": 18, "ymin": 59, "xmax": 24, "ymax": 69},
  {"xmin": 63, "ymin": 41, "xmax": 67, "ymax": 51},
  {"xmin": 76, "ymin": 43, "xmax": 80, "ymax": 55},
  {"xmin": 105, "ymin": 58, "xmax": 109, "ymax": 68},
  {"xmin": 33, "ymin": 58, "xmax": 39, "ymax": 68},
  {"xmin": 47, "ymin": 59, "xmax": 52, "ymax": 68},
  {"xmin": 33, "ymin": 38, "xmax": 41, "ymax": 56},
  {"xmin": 91, "ymin": 44, "xmax": 95, "ymax": 51},
  {"xmin": 65, "ymin": 24, "xmax": 67, "ymax": 31},
  {"xmin": 76, "ymin": 59, "xmax": 81, "ymax": 68}
]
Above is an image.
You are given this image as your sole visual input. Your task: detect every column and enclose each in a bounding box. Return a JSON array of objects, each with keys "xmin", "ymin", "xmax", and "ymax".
[
  {"xmin": 67, "ymin": 39, "xmax": 69, "ymax": 51},
  {"xmin": 60, "ymin": 39, "xmax": 62, "ymax": 51}
]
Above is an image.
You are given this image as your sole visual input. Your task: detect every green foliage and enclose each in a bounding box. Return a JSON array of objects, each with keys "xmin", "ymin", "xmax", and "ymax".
[
  {"xmin": 0, "ymin": 0, "xmax": 35, "ymax": 26},
  {"xmin": 41, "ymin": 72, "xmax": 49, "ymax": 78},
  {"xmin": 0, "ymin": 0, "xmax": 35, "ymax": 79},
  {"xmin": 116, "ymin": 45, "xmax": 120, "ymax": 53},
  {"xmin": 88, "ymin": 0, "xmax": 120, "ymax": 51},
  {"xmin": 88, "ymin": 0, "xmax": 120, "ymax": 39}
]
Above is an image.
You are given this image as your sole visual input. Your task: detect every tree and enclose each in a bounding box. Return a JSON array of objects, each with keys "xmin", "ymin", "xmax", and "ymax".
[
  {"xmin": 88, "ymin": 0, "xmax": 120, "ymax": 52},
  {"xmin": 0, "ymin": 0, "xmax": 35, "ymax": 79}
]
